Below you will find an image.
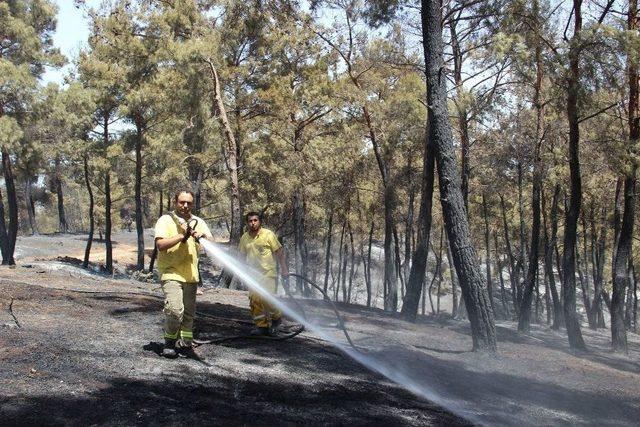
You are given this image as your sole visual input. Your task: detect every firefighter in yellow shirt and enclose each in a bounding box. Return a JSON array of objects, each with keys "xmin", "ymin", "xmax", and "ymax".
[
  {"xmin": 238, "ymin": 211, "xmax": 289, "ymax": 336},
  {"xmin": 154, "ymin": 190, "xmax": 212, "ymax": 358}
]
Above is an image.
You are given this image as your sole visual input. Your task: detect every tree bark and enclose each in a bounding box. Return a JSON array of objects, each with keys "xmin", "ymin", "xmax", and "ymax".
[
  {"xmin": 542, "ymin": 185, "xmax": 564, "ymax": 329},
  {"xmin": 625, "ymin": 262, "xmax": 635, "ymax": 329},
  {"xmin": 134, "ymin": 117, "xmax": 145, "ymax": 271},
  {"xmin": 55, "ymin": 157, "xmax": 68, "ymax": 234},
  {"xmin": 449, "ymin": 18, "xmax": 471, "ymax": 212},
  {"xmin": 206, "ymin": 60, "xmax": 243, "ymax": 244},
  {"xmin": 494, "ymin": 232, "xmax": 510, "ymax": 318},
  {"xmin": 516, "ymin": 161, "xmax": 527, "ymax": 309},
  {"xmin": 0, "ymin": 189, "xmax": 9, "ymax": 262},
  {"xmin": 361, "ymin": 101, "xmax": 398, "ymax": 312},
  {"xmin": 323, "ymin": 211, "xmax": 334, "ymax": 295},
  {"xmin": 446, "ymin": 238, "xmax": 459, "ymax": 318},
  {"xmin": 401, "ymin": 125, "xmax": 436, "ymax": 321},
  {"xmin": 104, "ymin": 171, "xmax": 113, "ymax": 274},
  {"xmin": 518, "ymin": 15, "xmax": 544, "ymax": 332},
  {"xmin": 404, "ymin": 163, "xmax": 416, "ymax": 287},
  {"xmin": 393, "ymin": 226, "xmax": 405, "ymax": 299},
  {"xmin": 562, "ymin": 0, "xmax": 587, "ymax": 350},
  {"xmin": 335, "ymin": 221, "xmax": 346, "ymax": 301},
  {"xmin": 366, "ymin": 220, "xmax": 374, "ymax": 307},
  {"xmin": 435, "ymin": 229, "xmax": 444, "ymax": 314},
  {"xmin": 482, "ymin": 194, "xmax": 494, "ymax": 310},
  {"xmin": 341, "ymin": 239, "xmax": 348, "ymax": 303},
  {"xmin": 24, "ymin": 178, "xmax": 38, "ymax": 235},
  {"xmin": 500, "ymin": 195, "xmax": 518, "ymax": 313},
  {"xmin": 383, "ymin": 184, "xmax": 398, "ymax": 311},
  {"xmin": 611, "ymin": 0, "xmax": 639, "ymax": 352},
  {"xmin": 83, "ymin": 154, "xmax": 95, "ymax": 269},
  {"xmin": 590, "ymin": 206, "xmax": 607, "ymax": 328},
  {"xmin": 1, "ymin": 148, "xmax": 18, "ymax": 265},
  {"xmin": 293, "ymin": 189, "xmax": 309, "ymax": 295},
  {"xmin": 422, "ymin": 0, "xmax": 496, "ymax": 351},
  {"xmin": 347, "ymin": 224, "xmax": 356, "ymax": 304}
]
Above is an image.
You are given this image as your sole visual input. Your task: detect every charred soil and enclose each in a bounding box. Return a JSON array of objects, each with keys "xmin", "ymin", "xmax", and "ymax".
[{"xmin": 1, "ymin": 233, "xmax": 639, "ymax": 426}]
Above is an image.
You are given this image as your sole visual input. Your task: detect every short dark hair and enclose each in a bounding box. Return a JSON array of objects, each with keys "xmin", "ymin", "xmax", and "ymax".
[
  {"xmin": 174, "ymin": 190, "xmax": 195, "ymax": 202},
  {"xmin": 245, "ymin": 211, "xmax": 261, "ymax": 222}
]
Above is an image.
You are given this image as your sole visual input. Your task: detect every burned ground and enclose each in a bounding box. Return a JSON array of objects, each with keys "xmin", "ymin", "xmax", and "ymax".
[
  {"xmin": 1, "ymin": 233, "xmax": 639, "ymax": 426},
  {"xmin": 0, "ymin": 269, "xmax": 464, "ymax": 426}
]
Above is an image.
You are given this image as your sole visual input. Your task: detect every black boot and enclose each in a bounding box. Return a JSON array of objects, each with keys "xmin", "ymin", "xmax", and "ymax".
[
  {"xmin": 250, "ymin": 326, "xmax": 272, "ymax": 336},
  {"xmin": 176, "ymin": 339, "xmax": 205, "ymax": 361},
  {"xmin": 162, "ymin": 338, "xmax": 178, "ymax": 358},
  {"xmin": 272, "ymin": 318, "xmax": 282, "ymax": 330}
]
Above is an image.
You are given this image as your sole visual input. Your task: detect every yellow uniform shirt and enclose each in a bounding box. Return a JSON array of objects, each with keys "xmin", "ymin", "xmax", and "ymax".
[
  {"xmin": 238, "ymin": 228, "xmax": 282, "ymax": 278},
  {"xmin": 154, "ymin": 213, "xmax": 212, "ymax": 283}
]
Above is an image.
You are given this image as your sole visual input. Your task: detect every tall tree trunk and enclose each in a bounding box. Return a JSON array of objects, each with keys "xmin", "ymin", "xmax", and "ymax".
[
  {"xmin": 362, "ymin": 101, "xmax": 397, "ymax": 312},
  {"xmin": 341, "ymin": 239, "xmax": 348, "ymax": 303},
  {"xmin": 612, "ymin": 182, "xmax": 636, "ymax": 352},
  {"xmin": 516, "ymin": 161, "xmax": 527, "ymax": 309},
  {"xmin": 101, "ymin": 113, "xmax": 113, "ymax": 274},
  {"xmin": 366, "ymin": 220, "xmax": 374, "ymax": 307},
  {"xmin": 24, "ymin": 178, "xmax": 38, "ymax": 235},
  {"xmin": 576, "ymin": 242, "xmax": 594, "ymax": 328},
  {"xmin": 428, "ymin": 241, "xmax": 438, "ymax": 315},
  {"xmin": 494, "ymin": 232, "xmax": 510, "ymax": 318},
  {"xmin": 543, "ymin": 185, "xmax": 564, "ymax": 329},
  {"xmin": 105, "ymin": 171, "xmax": 113, "ymax": 274},
  {"xmin": 449, "ymin": 18, "xmax": 470, "ymax": 212},
  {"xmin": 446, "ymin": 238, "xmax": 458, "ymax": 318},
  {"xmin": 482, "ymin": 194, "xmax": 494, "ymax": 310},
  {"xmin": 563, "ymin": 0, "xmax": 587, "ymax": 350},
  {"xmin": 518, "ymin": 15, "xmax": 544, "ymax": 332},
  {"xmin": 293, "ymin": 189, "xmax": 309, "ymax": 295},
  {"xmin": 625, "ymin": 262, "xmax": 635, "ymax": 329},
  {"xmin": 83, "ymin": 154, "xmax": 95, "ymax": 269},
  {"xmin": 535, "ymin": 267, "xmax": 541, "ymax": 323},
  {"xmin": 422, "ymin": 0, "xmax": 496, "ymax": 351},
  {"xmin": 134, "ymin": 118, "xmax": 145, "ymax": 271},
  {"xmin": 632, "ymin": 265, "xmax": 639, "ymax": 332},
  {"xmin": 404, "ymin": 164, "xmax": 416, "ymax": 287},
  {"xmin": 393, "ymin": 226, "xmax": 405, "ymax": 299},
  {"xmin": 323, "ymin": 211, "xmax": 334, "ymax": 295},
  {"xmin": 611, "ymin": 0, "xmax": 639, "ymax": 352},
  {"xmin": 578, "ymin": 212, "xmax": 596, "ymax": 329},
  {"xmin": 500, "ymin": 195, "xmax": 518, "ymax": 313},
  {"xmin": 612, "ymin": 178, "xmax": 623, "ymax": 279},
  {"xmin": 335, "ymin": 221, "xmax": 346, "ymax": 301},
  {"xmin": 383, "ymin": 184, "xmax": 398, "ymax": 311},
  {"xmin": 347, "ymin": 224, "xmax": 356, "ymax": 304},
  {"xmin": 206, "ymin": 60, "xmax": 242, "ymax": 244},
  {"xmin": 0, "ymin": 189, "xmax": 9, "ymax": 262},
  {"xmin": 591, "ymin": 205, "xmax": 607, "ymax": 328},
  {"xmin": 55, "ymin": 157, "xmax": 67, "ymax": 233},
  {"xmin": 401, "ymin": 127, "xmax": 436, "ymax": 321},
  {"xmin": 1, "ymin": 149, "xmax": 17, "ymax": 265},
  {"xmin": 435, "ymin": 229, "xmax": 444, "ymax": 314},
  {"xmin": 544, "ymin": 261, "xmax": 551, "ymax": 324}
]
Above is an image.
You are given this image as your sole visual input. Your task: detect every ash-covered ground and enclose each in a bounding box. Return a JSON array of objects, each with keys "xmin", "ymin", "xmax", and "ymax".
[{"xmin": 1, "ymin": 233, "xmax": 639, "ymax": 426}]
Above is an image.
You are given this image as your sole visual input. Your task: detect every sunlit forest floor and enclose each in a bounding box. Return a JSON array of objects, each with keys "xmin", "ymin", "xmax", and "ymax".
[{"xmin": 1, "ymin": 233, "xmax": 639, "ymax": 426}]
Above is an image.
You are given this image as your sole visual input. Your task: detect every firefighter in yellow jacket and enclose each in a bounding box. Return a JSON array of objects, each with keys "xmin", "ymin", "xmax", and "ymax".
[
  {"xmin": 238, "ymin": 211, "xmax": 289, "ymax": 335},
  {"xmin": 154, "ymin": 190, "xmax": 212, "ymax": 358}
]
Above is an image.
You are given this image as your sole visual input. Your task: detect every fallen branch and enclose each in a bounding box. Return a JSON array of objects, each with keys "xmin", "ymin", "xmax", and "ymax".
[{"xmin": 9, "ymin": 297, "xmax": 21, "ymax": 328}]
